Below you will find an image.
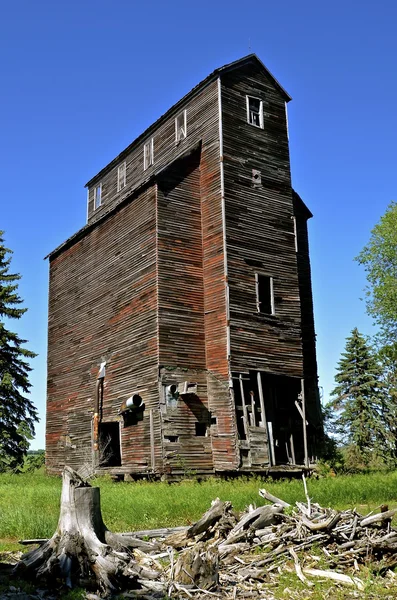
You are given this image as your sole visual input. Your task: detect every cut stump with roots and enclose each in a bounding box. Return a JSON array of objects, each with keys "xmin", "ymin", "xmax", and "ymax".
[{"xmin": 14, "ymin": 467, "xmax": 161, "ymax": 595}]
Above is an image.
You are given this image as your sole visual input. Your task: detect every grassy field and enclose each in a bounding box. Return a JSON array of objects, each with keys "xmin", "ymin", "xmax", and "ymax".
[{"xmin": 2, "ymin": 469, "xmax": 397, "ymax": 552}]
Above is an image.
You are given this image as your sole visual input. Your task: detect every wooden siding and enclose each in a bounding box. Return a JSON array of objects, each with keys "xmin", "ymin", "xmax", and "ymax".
[
  {"xmin": 157, "ymin": 152, "xmax": 206, "ymax": 369},
  {"xmin": 221, "ymin": 63, "xmax": 306, "ymax": 378},
  {"xmin": 87, "ymin": 82, "xmax": 219, "ymax": 226},
  {"xmin": 46, "ymin": 185, "xmax": 160, "ymax": 474}
]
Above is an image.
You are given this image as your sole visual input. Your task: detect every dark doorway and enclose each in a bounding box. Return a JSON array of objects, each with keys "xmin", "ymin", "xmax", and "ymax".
[{"xmin": 98, "ymin": 422, "xmax": 121, "ymax": 467}]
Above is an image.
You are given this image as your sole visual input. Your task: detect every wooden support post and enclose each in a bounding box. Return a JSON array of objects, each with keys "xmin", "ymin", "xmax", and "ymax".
[
  {"xmin": 149, "ymin": 408, "xmax": 155, "ymax": 472},
  {"xmin": 301, "ymin": 379, "xmax": 309, "ymax": 468},
  {"xmin": 267, "ymin": 421, "xmax": 276, "ymax": 466},
  {"xmin": 250, "ymin": 391, "xmax": 256, "ymax": 427},
  {"xmin": 239, "ymin": 375, "xmax": 249, "ymax": 438},
  {"xmin": 290, "ymin": 433, "xmax": 296, "ymax": 465},
  {"xmin": 285, "ymin": 441, "xmax": 291, "ymax": 464},
  {"xmin": 256, "ymin": 371, "xmax": 267, "ymax": 429}
]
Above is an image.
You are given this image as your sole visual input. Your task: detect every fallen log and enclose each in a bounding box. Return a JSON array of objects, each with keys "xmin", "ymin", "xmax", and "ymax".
[{"xmin": 14, "ymin": 467, "xmax": 159, "ymax": 594}]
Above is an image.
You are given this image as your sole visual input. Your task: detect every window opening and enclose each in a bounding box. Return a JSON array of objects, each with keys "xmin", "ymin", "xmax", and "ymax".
[
  {"xmin": 195, "ymin": 422, "xmax": 207, "ymax": 437},
  {"xmin": 164, "ymin": 435, "xmax": 179, "ymax": 443},
  {"xmin": 292, "ymin": 216, "xmax": 298, "ymax": 252},
  {"xmin": 252, "ymin": 169, "xmax": 261, "ymax": 186},
  {"xmin": 144, "ymin": 139, "xmax": 154, "ymax": 170},
  {"xmin": 118, "ymin": 162, "xmax": 126, "ymax": 191},
  {"xmin": 98, "ymin": 422, "xmax": 121, "ymax": 467},
  {"xmin": 94, "ymin": 184, "xmax": 102, "ymax": 209},
  {"xmin": 165, "ymin": 384, "xmax": 179, "ymax": 409},
  {"xmin": 175, "ymin": 110, "xmax": 187, "ymax": 142},
  {"xmin": 246, "ymin": 96, "xmax": 263, "ymax": 128},
  {"xmin": 256, "ymin": 274, "xmax": 274, "ymax": 315}
]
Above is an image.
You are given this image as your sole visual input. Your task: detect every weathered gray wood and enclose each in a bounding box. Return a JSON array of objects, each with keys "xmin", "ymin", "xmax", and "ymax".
[
  {"xmin": 360, "ymin": 509, "xmax": 397, "ymax": 527},
  {"xmin": 14, "ymin": 467, "xmax": 158, "ymax": 592},
  {"xmin": 259, "ymin": 488, "xmax": 291, "ymax": 508},
  {"xmin": 188, "ymin": 498, "xmax": 230, "ymax": 538}
]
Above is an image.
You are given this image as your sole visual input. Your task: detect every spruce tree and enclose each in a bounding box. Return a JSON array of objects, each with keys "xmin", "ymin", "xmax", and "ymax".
[
  {"xmin": 0, "ymin": 231, "xmax": 38, "ymax": 470},
  {"xmin": 326, "ymin": 328, "xmax": 385, "ymax": 466}
]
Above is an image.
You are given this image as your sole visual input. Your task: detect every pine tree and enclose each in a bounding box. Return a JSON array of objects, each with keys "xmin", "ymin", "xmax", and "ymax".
[
  {"xmin": 326, "ymin": 328, "xmax": 385, "ymax": 466},
  {"xmin": 0, "ymin": 231, "xmax": 38, "ymax": 470}
]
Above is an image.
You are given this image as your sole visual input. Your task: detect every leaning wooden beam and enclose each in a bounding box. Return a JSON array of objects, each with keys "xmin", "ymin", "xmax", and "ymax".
[
  {"xmin": 360, "ymin": 508, "xmax": 397, "ymax": 527},
  {"xmin": 239, "ymin": 375, "xmax": 249, "ymax": 439},
  {"xmin": 258, "ymin": 488, "xmax": 291, "ymax": 508},
  {"xmin": 300, "ymin": 379, "xmax": 309, "ymax": 468}
]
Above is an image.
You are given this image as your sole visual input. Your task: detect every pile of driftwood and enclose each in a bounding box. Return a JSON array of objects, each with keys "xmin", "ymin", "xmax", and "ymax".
[{"xmin": 15, "ymin": 469, "xmax": 397, "ymax": 598}]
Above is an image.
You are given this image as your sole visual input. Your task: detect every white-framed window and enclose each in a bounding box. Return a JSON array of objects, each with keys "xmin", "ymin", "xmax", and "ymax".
[
  {"xmin": 94, "ymin": 184, "xmax": 102, "ymax": 210},
  {"xmin": 292, "ymin": 216, "xmax": 298, "ymax": 252},
  {"xmin": 246, "ymin": 96, "xmax": 264, "ymax": 128},
  {"xmin": 255, "ymin": 273, "xmax": 275, "ymax": 315},
  {"xmin": 117, "ymin": 162, "xmax": 126, "ymax": 192},
  {"xmin": 144, "ymin": 138, "xmax": 154, "ymax": 170},
  {"xmin": 175, "ymin": 110, "xmax": 187, "ymax": 142}
]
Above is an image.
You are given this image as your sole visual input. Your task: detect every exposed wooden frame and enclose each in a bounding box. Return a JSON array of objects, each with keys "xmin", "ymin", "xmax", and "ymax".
[
  {"xmin": 175, "ymin": 109, "xmax": 187, "ymax": 142},
  {"xmin": 143, "ymin": 139, "xmax": 154, "ymax": 171},
  {"xmin": 246, "ymin": 95, "xmax": 264, "ymax": 129},
  {"xmin": 94, "ymin": 184, "xmax": 102, "ymax": 210},
  {"xmin": 255, "ymin": 273, "xmax": 275, "ymax": 315},
  {"xmin": 117, "ymin": 162, "xmax": 127, "ymax": 192}
]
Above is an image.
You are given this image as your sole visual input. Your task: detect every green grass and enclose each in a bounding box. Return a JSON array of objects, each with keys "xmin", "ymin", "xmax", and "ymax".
[{"xmin": 2, "ymin": 469, "xmax": 397, "ymax": 551}]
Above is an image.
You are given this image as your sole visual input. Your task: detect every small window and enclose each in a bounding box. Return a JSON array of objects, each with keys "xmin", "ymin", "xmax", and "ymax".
[
  {"xmin": 175, "ymin": 110, "xmax": 187, "ymax": 142},
  {"xmin": 256, "ymin": 274, "xmax": 274, "ymax": 315},
  {"xmin": 195, "ymin": 422, "xmax": 207, "ymax": 437},
  {"xmin": 118, "ymin": 162, "xmax": 126, "ymax": 192},
  {"xmin": 164, "ymin": 435, "xmax": 179, "ymax": 443},
  {"xmin": 144, "ymin": 139, "xmax": 154, "ymax": 170},
  {"xmin": 292, "ymin": 216, "xmax": 298, "ymax": 252},
  {"xmin": 94, "ymin": 184, "xmax": 102, "ymax": 209},
  {"xmin": 246, "ymin": 96, "xmax": 264, "ymax": 128},
  {"xmin": 252, "ymin": 169, "xmax": 261, "ymax": 186}
]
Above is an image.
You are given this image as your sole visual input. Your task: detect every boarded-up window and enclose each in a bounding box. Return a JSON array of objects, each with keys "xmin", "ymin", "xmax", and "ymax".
[
  {"xmin": 117, "ymin": 162, "xmax": 126, "ymax": 191},
  {"xmin": 246, "ymin": 96, "xmax": 263, "ymax": 128},
  {"xmin": 144, "ymin": 139, "xmax": 154, "ymax": 170},
  {"xmin": 256, "ymin": 274, "xmax": 274, "ymax": 314},
  {"xmin": 94, "ymin": 184, "xmax": 102, "ymax": 209},
  {"xmin": 175, "ymin": 110, "xmax": 187, "ymax": 142}
]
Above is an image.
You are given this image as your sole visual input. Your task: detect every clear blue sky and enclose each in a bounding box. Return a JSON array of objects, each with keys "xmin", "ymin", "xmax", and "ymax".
[{"xmin": 1, "ymin": 1, "xmax": 395, "ymax": 449}]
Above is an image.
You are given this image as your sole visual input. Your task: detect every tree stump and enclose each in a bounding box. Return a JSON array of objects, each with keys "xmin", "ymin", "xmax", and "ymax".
[{"xmin": 14, "ymin": 467, "xmax": 161, "ymax": 595}]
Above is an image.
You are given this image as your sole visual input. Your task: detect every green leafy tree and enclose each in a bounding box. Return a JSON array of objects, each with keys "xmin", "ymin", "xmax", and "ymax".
[
  {"xmin": 0, "ymin": 231, "xmax": 38, "ymax": 470},
  {"xmin": 356, "ymin": 201, "xmax": 397, "ymax": 344},
  {"xmin": 325, "ymin": 328, "xmax": 386, "ymax": 467}
]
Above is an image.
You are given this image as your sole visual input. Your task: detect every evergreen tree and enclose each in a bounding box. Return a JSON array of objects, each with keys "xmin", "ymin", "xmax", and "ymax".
[
  {"xmin": 0, "ymin": 231, "xmax": 38, "ymax": 470},
  {"xmin": 326, "ymin": 328, "xmax": 385, "ymax": 466}
]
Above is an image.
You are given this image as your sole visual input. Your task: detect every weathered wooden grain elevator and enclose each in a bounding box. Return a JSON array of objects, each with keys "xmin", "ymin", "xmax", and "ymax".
[{"xmin": 46, "ymin": 54, "xmax": 322, "ymax": 477}]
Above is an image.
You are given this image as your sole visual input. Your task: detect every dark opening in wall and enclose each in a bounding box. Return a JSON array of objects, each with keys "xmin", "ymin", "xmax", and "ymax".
[
  {"xmin": 98, "ymin": 422, "xmax": 121, "ymax": 467},
  {"xmin": 164, "ymin": 435, "xmax": 179, "ymax": 443},
  {"xmin": 195, "ymin": 422, "xmax": 207, "ymax": 437},
  {"xmin": 256, "ymin": 274, "xmax": 274, "ymax": 314}
]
